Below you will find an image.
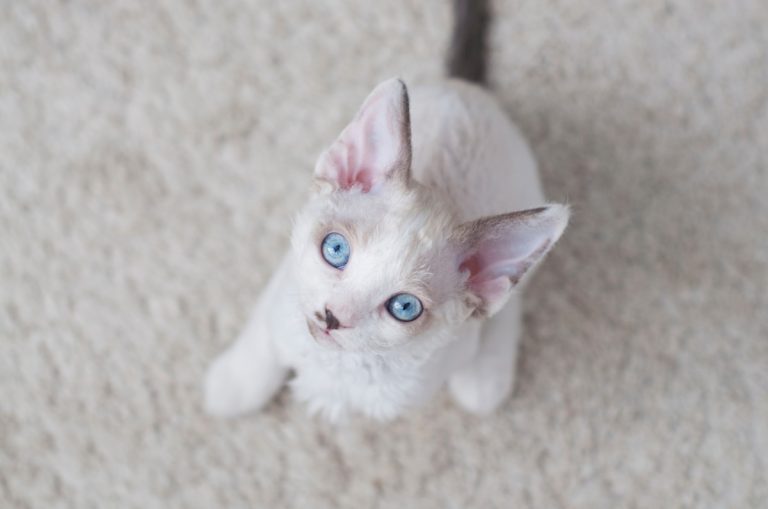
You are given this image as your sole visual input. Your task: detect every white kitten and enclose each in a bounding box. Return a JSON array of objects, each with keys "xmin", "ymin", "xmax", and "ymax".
[{"xmin": 204, "ymin": 2, "xmax": 568, "ymax": 421}]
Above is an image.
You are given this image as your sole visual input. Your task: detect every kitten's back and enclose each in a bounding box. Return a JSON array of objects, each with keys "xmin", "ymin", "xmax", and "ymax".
[{"xmin": 409, "ymin": 81, "xmax": 545, "ymax": 222}]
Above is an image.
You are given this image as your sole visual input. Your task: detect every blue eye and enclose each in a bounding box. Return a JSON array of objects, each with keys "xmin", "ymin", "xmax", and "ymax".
[
  {"xmin": 321, "ymin": 232, "xmax": 350, "ymax": 269},
  {"xmin": 386, "ymin": 293, "xmax": 423, "ymax": 322}
]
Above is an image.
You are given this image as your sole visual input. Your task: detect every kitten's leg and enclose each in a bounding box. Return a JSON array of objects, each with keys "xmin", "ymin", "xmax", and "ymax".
[
  {"xmin": 204, "ymin": 264, "xmax": 290, "ymax": 417},
  {"xmin": 449, "ymin": 292, "xmax": 522, "ymax": 415}
]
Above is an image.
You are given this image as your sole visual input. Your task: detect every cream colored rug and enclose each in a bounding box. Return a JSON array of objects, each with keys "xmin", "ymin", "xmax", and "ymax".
[{"xmin": 2, "ymin": 1, "xmax": 766, "ymax": 507}]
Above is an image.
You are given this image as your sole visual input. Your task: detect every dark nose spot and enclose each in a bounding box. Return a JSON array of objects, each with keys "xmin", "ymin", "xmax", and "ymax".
[{"xmin": 324, "ymin": 308, "xmax": 340, "ymax": 330}]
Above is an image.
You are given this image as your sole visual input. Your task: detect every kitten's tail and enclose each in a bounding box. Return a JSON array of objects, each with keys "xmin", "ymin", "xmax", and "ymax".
[{"xmin": 446, "ymin": 0, "xmax": 491, "ymax": 85}]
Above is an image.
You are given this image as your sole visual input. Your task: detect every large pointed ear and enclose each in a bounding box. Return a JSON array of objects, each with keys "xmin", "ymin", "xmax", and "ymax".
[
  {"xmin": 314, "ymin": 78, "xmax": 412, "ymax": 192},
  {"xmin": 455, "ymin": 204, "xmax": 570, "ymax": 316}
]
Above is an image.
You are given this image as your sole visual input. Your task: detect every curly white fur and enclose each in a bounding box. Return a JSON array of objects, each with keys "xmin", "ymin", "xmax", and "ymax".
[{"xmin": 205, "ymin": 79, "xmax": 568, "ymax": 420}]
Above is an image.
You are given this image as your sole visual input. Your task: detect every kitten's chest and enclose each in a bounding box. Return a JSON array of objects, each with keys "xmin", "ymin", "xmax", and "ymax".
[{"xmin": 284, "ymin": 342, "xmax": 436, "ymax": 420}]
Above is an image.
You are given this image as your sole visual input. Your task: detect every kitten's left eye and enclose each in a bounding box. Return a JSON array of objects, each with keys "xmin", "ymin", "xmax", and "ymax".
[
  {"xmin": 386, "ymin": 293, "xmax": 423, "ymax": 322},
  {"xmin": 321, "ymin": 232, "xmax": 350, "ymax": 269}
]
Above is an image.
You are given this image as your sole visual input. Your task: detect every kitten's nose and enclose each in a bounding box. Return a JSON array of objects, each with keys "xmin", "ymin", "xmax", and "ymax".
[{"xmin": 324, "ymin": 308, "xmax": 341, "ymax": 330}]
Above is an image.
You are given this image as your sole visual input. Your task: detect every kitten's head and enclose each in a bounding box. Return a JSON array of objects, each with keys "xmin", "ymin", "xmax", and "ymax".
[{"xmin": 291, "ymin": 79, "xmax": 568, "ymax": 353}]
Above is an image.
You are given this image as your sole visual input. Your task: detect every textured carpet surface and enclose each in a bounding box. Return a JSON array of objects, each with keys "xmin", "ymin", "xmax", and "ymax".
[{"xmin": 2, "ymin": 1, "xmax": 767, "ymax": 508}]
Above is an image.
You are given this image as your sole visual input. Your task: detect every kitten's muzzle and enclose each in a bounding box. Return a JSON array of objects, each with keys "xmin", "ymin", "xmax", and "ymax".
[
  {"xmin": 311, "ymin": 308, "xmax": 348, "ymax": 333},
  {"xmin": 324, "ymin": 308, "xmax": 341, "ymax": 330}
]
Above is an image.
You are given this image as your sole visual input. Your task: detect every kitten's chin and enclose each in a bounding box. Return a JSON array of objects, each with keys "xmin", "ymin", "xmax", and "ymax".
[{"xmin": 306, "ymin": 319, "xmax": 344, "ymax": 350}]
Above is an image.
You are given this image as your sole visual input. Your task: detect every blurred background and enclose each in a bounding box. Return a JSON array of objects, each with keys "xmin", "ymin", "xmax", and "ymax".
[{"xmin": 1, "ymin": 1, "xmax": 766, "ymax": 507}]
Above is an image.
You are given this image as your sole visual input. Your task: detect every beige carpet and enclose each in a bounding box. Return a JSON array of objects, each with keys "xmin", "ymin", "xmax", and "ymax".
[{"xmin": 2, "ymin": 1, "xmax": 767, "ymax": 507}]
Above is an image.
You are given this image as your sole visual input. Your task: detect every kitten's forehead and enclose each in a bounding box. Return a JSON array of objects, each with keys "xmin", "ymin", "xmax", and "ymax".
[
  {"xmin": 323, "ymin": 186, "xmax": 453, "ymax": 256},
  {"xmin": 324, "ymin": 187, "xmax": 414, "ymax": 230}
]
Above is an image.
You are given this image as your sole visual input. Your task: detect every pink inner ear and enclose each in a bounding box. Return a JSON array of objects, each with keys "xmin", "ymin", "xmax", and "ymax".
[
  {"xmin": 457, "ymin": 205, "xmax": 569, "ymax": 314},
  {"xmin": 315, "ymin": 79, "xmax": 410, "ymax": 192},
  {"xmin": 328, "ymin": 103, "xmax": 383, "ymax": 191},
  {"xmin": 464, "ymin": 272, "xmax": 511, "ymax": 307},
  {"xmin": 460, "ymin": 240, "xmax": 547, "ymax": 307},
  {"xmin": 328, "ymin": 140, "xmax": 374, "ymax": 192},
  {"xmin": 461, "ymin": 243, "xmax": 521, "ymax": 304},
  {"xmin": 461, "ymin": 237, "xmax": 547, "ymax": 286}
]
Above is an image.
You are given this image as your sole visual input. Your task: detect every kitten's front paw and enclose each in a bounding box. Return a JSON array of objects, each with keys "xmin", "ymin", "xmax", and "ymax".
[
  {"xmin": 449, "ymin": 365, "xmax": 513, "ymax": 416},
  {"xmin": 203, "ymin": 349, "xmax": 284, "ymax": 418}
]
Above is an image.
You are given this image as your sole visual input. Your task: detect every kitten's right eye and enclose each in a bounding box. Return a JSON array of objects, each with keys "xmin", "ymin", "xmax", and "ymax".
[
  {"xmin": 321, "ymin": 232, "xmax": 350, "ymax": 269},
  {"xmin": 386, "ymin": 293, "xmax": 423, "ymax": 322}
]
